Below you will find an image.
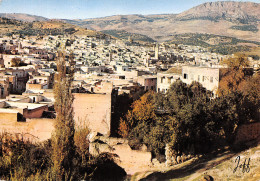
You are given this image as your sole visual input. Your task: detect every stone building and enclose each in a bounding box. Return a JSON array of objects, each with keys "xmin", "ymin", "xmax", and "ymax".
[
  {"xmin": 137, "ymin": 75, "xmax": 157, "ymax": 91},
  {"xmin": 181, "ymin": 65, "xmax": 253, "ymax": 95},
  {"xmin": 157, "ymin": 72, "xmax": 181, "ymax": 93}
]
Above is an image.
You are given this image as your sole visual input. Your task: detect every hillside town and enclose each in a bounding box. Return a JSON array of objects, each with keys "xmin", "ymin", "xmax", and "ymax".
[
  {"xmin": 0, "ymin": 33, "xmax": 259, "ymax": 175},
  {"xmin": 0, "ymin": 34, "xmax": 232, "ymax": 133}
]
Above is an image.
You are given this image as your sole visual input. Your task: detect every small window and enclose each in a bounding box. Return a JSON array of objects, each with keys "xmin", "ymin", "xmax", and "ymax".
[
  {"xmin": 158, "ymin": 88, "xmax": 160, "ymax": 92},
  {"xmin": 161, "ymin": 77, "xmax": 163, "ymax": 83},
  {"xmin": 184, "ymin": 73, "xmax": 188, "ymax": 79},
  {"xmin": 202, "ymin": 76, "xmax": 205, "ymax": 82},
  {"xmin": 210, "ymin": 77, "xmax": 213, "ymax": 83},
  {"xmin": 198, "ymin": 75, "xmax": 200, "ymax": 81}
]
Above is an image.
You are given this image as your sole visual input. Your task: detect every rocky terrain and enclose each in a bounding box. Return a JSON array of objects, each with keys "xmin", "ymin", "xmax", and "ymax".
[{"xmin": 177, "ymin": 1, "xmax": 260, "ymax": 22}]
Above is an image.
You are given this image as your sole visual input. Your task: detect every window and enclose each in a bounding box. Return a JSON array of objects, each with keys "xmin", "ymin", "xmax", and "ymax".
[
  {"xmin": 184, "ymin": 73, "xmax": 188, "ymax": 79},
  {"xmin": 202, "ymin": 76, "xmax": 205, "ymax": 82},
  {"xmin": 151, "ymin": 86, "xmax": 154, "ymax": 90},
  {"xmin": 210, "ymin": 77, "xmax": 213, "ymax": 83},
  {"xmin": 198, "ymin": 75, "xmax": 200, "ymax": 81},
  {"xmin": 161, "ymin": 77, "xmax": 164, "ymax": 83},
  {"xmin": 158, "ymin": 88, "xmax": 160, "ymax": 92}
]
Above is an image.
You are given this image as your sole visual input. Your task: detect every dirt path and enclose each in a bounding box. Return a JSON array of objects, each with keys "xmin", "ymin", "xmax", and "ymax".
[{"xmin": 133, "ymin": 144, "xmax": 260, "ymax": 181}]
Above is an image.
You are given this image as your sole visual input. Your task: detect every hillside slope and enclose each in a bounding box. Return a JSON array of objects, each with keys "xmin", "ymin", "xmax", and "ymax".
[
  {"xmin": 0, "ymin": 13, "xmax": 48, "ymax": 22},
  {"xmin": 0, "ymin": 17, "xmax": 104, "ymax": 37}
]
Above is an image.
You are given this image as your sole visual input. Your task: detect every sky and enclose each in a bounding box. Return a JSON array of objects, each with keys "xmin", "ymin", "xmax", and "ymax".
[{"xmin": 0, "ymin": 0, "xmax": 259, "ymax": 19}]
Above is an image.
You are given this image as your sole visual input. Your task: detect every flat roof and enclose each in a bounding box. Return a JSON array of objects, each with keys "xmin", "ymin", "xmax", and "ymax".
[{"xmin": 0, "ymin": 108, "xmax": 19, "ymax": 114}]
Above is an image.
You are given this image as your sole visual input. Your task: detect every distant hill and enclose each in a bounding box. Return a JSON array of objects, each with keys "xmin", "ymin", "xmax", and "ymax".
[
  {"xmin": 101, "ymin": 30, "xmax": 156, "ymax": 43},
  {"xmin": 0, "ymin": 17, "xmax": 105, "ymax": 37},
  {"xmin": 1, "ymin": 1, "xmax": 260, "ymax": 45},
  {"xmin": 177, "ymin": 1, "xmax": 260, "ymax": 23},
  {"xmin": 167, "ymin": 33, "xmax": 260, "ymax": 55},
  {"xmin": 0, "ymin": 13, "xmax": 49, "ymax": 22},
  {"xmin": 61, "ymin": 1, "xmax": 260, "ymax": 43}
]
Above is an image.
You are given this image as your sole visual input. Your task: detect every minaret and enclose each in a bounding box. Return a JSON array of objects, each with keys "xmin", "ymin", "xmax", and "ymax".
[{"xmin": 155, "ymin": 44, "xmax": 159, "ymax": 60}]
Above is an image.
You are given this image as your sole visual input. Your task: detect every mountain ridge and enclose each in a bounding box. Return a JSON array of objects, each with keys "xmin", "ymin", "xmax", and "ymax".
[{"xmin": 0, "ymin": 1, "xmax": 259, "ymax": 42}]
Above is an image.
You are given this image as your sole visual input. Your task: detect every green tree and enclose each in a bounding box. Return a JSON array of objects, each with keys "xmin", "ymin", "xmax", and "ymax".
[
  {"xmin": 51, "ymin": 51, "xmax": 75, "ymax": 180},
  {"xmin": 11, "ymin": 58, "xmax": 21, "ymax": 67}
]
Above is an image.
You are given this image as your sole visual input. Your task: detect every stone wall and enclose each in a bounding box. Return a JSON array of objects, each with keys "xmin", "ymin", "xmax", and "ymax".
[
  {"xmin": 89, "ymin": 135, "xmax": 152, "ymax": 175},
  {"xmin": 23, "ymin": 105, "xmax": 48, "ymax": 119},
  {"xmin": 73, "ymin": 93, "xmax": 111, "ymax": 136},
  {"xmin": 0, "ymin": 118, "xmax": 55, "ymax": 142},
  {"xmin": 26, "ymin": 83, "xmax": 43, "ymax": 90},
  {"xmin": 235, "ymin": 122, "xmax": 260, "ymax": 143}
]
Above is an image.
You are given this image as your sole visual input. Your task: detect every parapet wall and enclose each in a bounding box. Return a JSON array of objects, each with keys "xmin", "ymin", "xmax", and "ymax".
[
  {"xmin": 73, "ymin": 93, "xmax": 111, "ymax": 136},
  {"xmin": 235, "ymin": 122, "xmax": 260, "ymax": 143},
  {"xmin": 0, "ymin": 118, "xmax": 55, "ymax": 142}
]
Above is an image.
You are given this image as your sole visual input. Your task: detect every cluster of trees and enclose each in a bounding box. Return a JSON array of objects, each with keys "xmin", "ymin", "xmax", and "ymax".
[
  {"xmin": 16, "ymin": 28, "xmax": 76, "ymax": 36},
  {"xmin": 101, "ymin": 30, "xmax": 156, "ymax": 43},
  {"xmin": 11, "ymin": 58, "xmax": 28, "ymax": 67},
  {"xmin": 0, "ymin": 17, "xmax": 23, "ymax": 25},
  {"xmin": 119, "ymin": 55, "xmax": 259, "ymax": 159},
  {"xmin": 230, "ymin": 25, "xmax": 258, "ymax": 32}
]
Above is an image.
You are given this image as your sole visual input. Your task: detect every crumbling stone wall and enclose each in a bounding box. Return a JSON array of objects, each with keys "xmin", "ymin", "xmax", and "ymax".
[
  {"xmin": 235, "ymin": 122, "xmax": 260, "ymax": 143},
  {"xmin": 88, "ymin": 134, "xmax": 152, "ymax": 174}
]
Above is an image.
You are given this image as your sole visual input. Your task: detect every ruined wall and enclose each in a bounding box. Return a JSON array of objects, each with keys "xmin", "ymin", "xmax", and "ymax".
[
  {"xmin": 0, "ymin": 118, "xmax": 55, "ymax": 142},
  {"xmin": 26, "ymin": 83, "xmax": 43, "ymax": 90},
  {"xmin": 23, "ymin": 105, "xmax": 48, "ymax": 119},
  {"xmin": 89, "ymin": 136, "xmax": 152, "ymax": 174},
  {"xmin": 235, "ymin": 122, "xmax": 260, "ymax": 143},
  {"xmin": 73, "ymin": 93, "xmax": 111, "ymax": 136}
]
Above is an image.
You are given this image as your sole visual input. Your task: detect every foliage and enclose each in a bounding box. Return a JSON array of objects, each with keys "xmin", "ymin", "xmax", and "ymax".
[
  {"xmin": 230, "ymin": 25, "xmax": 258, "ymax": 32},
  {"xmin": 118, "ymin": 91, "xmax": 167, "ymax": 156},
  {"xmin": 0, "ymin": 133, "xmax": 52, "ymax": 180},
  {"xmin": 218, "ymin": 53, "xmax": 251, "ymax": 95},
  {"xmin": 248, "ymin": 54, "xmax": 260, "ymax": 60},
  {"xmin": 118, "ymin": 118, "xmax": 130, "ymax": 138},
  {"xmin": 122, "ymin": 68, "xmax": 259, "ymax": 157},
  {"xmin": 101, "ymin": 29, "xmax": 156, "ymax": 43},
  {"xmin": 51, "ymin": 51, "xmax": 76, "ymax": 180},
  {"xmin": 11, "ymin": 58, "xmax": 21, "ymax": 67}
]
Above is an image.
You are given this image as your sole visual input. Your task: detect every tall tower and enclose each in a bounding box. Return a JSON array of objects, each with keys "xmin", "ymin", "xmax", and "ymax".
[{"xmin": 155, "ymin": 44, "xmax": 159, "ymax": 60}]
